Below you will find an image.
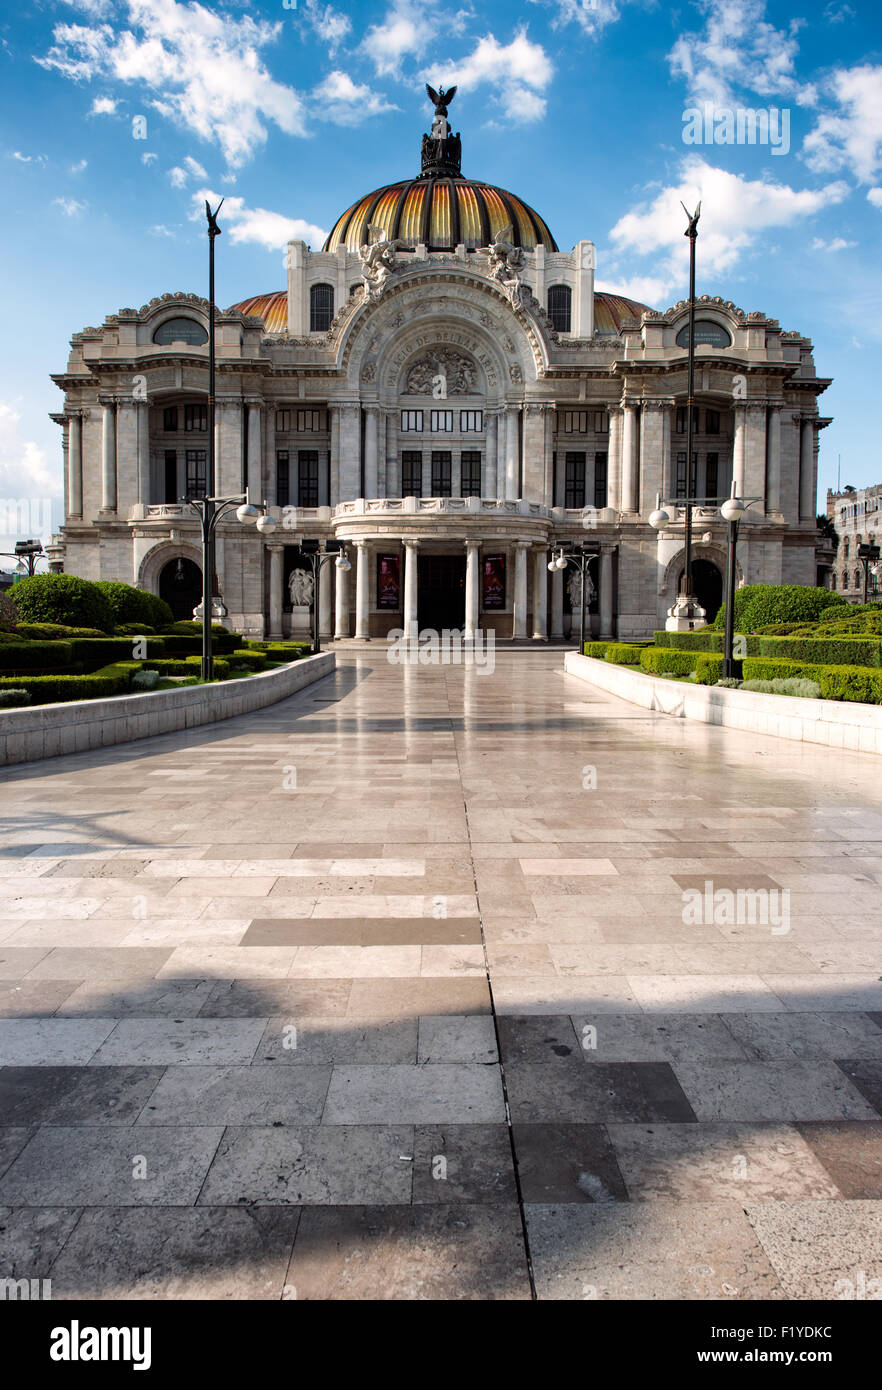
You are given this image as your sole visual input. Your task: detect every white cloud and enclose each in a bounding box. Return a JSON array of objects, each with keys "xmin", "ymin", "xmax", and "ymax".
[
  {"xmin": 802, "ymin": 64, "xmax": 882, "ymax": 183},
  {"xmin": 69, "ymin": 158, "xmax": 88, "ymax": 173},
  {"xmin": 11, "ymin": 151, "xmax": 48, "ymax": 165},
  {"xmin": 363, "ymin": 2, "xmax": 438, "ymax": 76},
  {"xmin": 192, "ymin": 188, "xmax": 327, "ymax": 251},
  {"xmin": 607, "ymin": 157, "xmax": 849, "ymax": 301},
  {"xmin": 304, "ymin": 0, "xmax": 352, "ymax": 54},
  {"xmin": 149, "ymin": 223, "xmax": 175, "ymax": 237},
  {"xmin": 39, "ymin": 0, "xmax": 307, "ymax": 169},
  {"xmin": 868, "ymin": 187, "xmax": 882, "ymax": 208},
  {"xmin": 668, "ymin": 0, "xmax": 816, "ymax": 108},
  {"xmin": 594, "ymin": 274, "xmax": 670, "ymax": 309},
  {"xmin": 0, "ymin": 403, "xmax": 62, "ymax": 533},
  {"xmin": 90, "ymin": 96, "xmax": 118, "ymax": 115},
  {"xmin": 169, "ymin": 154, "xmax": 208, "ymax": 186},
  {"xmin": 141, "ymin": 151, "xmax": 157, "ymax": 164},
  {"xmin": 530, "ymin": 0, "xmax": 623, "ymax": 39},
  {"xmin": 310, "ymin": 70, "xmax": 397, "ymax": 126},
  {"xmin": 421, "ymin": 29, "xmax": 553, "ymax": 124},
  {"xmin": 811, "ymin": 236, "xmax": 856, "ymax": 251},
  {"xmin": 53, "ymin": 196, "xmax": 87, "ymax": 216}
]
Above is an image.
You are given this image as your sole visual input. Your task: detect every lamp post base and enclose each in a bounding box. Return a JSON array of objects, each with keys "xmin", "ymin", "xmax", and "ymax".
[
  {"xmin": 193, "ymin": 599, "xmax": 229, "ymax": 623},
  {"xmin": 665, "ymin": 594, "xmax": 706, "ymax": 632}
]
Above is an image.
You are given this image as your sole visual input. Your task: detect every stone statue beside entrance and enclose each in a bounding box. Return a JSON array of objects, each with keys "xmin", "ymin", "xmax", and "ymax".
[{"xmin": 287, "ymin": 568, "xmax": 314, "ymax": 609}]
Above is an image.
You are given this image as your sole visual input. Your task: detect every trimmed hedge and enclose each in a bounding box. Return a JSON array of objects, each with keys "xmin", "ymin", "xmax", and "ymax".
[
  {"xmin": 95, "ymin": 581, "xmax": 173, "ymax": 631},
  {"xmin": 584, "ymin": 641, "xmax": 609, "ymax": 659},
  {"xmin": 225, "ymin": 650, "xmax": 268, "ymax": 671},
  {"xmin": 742, "ymin": 657, "xmax": 811, "ymax": 682},
  {"xmin": 255, "ymin": 643, "xmax": 310, "ymax": 662},
  {"xmin": 653, "ymin": 629, "xmax": 723, "ymax": 652},
  {"xmin": 0, "ymin": 689, "xmax": 31, "ymax": 707},
  {"xmin": 817, "ymin": 666, "xmax": 882, "ymax": 704},
  {"xmin": 11, "ymin": 574, "xmax": 114, "ymax": 632},
  {"xmin": 640, "ymin": 648, "xmax": 699, "ymax": 675},
  {"xmin": 755, "ymin": 636, "xmax": 881, "ymax": 667},
  {"xmin": 605, "ymin": 643, "xmax": 645, "ymax": 666},
  {"xmin": 142, "ymin": 657, "xmax": 231, "ymax": 679},
  {"xmin": 13, "ymin": 623, "xmax": 105, "ymax": 641},
  {"xmin": 695, "ymin": 653, "xmax": 725, "ymax": 684},
  {"xmin": 741, "ymin": 677, "xmax": 822, "ymax": 698},
  {"xmin": 710, "ymin": 584, "xmax": 847, "ymax": 631},
  {"xmin": 0, "ymin": 660, "xmax": 139, "ymax": 704},
  {"xmin": 0, "ymin": 641, "xmax": 73, "ymax": 670}
]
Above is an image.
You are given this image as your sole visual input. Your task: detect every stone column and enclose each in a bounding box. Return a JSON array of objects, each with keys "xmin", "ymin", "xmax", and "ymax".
[
  {"xmin": 543, "ymin": 404, "xmax": 555, "ymax": 508},
  {"xmin": 799, "ymin": 417, "xmax": 816, "ymax": 521},
  {"xmin": 621, "ymin": 401, "xmax": 638, "ymax": 512},
  {"xmin": 136, "ymin": 401, "xmax": 150, "ymax": 507},
  {"xmin": 354, "ymin": 539, "xmax": 370, "ymax": 639},
  {"xmin": 522, "ymin": 404, "xmax": 547, "ymax": 502},
  {"xmin": 513, "ymin": 541, "xmax": 528, "ymax": 638},
  {"xmin": 766, "ymin": 405, "xmax": 782, "ymax": 515},
  {"xmin": 339, "ymin": 404, "xmax": 361, "ymax": 500},
  {"xmin": 464, "ymin": 539, "xmax": 480, "ymax": 639},
  {"xmin": 100, "ymin": 397, "xmax": 117, "ymax": 513},
  {"xmin": 532, "ymin": 548, "xmax": 548, "ymax": 640},
  {"xmin": 505, "ymin": 407, "xmax": 520, "ymax": 501},
  {"xmin": 732, "ymin": 404, "xmax": 747, "ymax": 494},
  {"xmin": 67, "ymin": 412, "xmax": 83, "ymax": 517},
  {"xmin": 363, "ymin": 406, "xmax": 379, "ymax": 500},
  {"xmin": 334, "ymin": 546, "xmax": 350, "ymax": 638},
  {"xmin": 319, "ymin": 550, "xmax": 333, "ymax": 637},
  {"xmin": 403, "ymin": 539, "xmax": 419, "ymax": 641},
  {"xmin": 551, "ymin": 563, "xmax": 564, "ymax": 638},
  {"xmin": 265, "ymin": 406, "xmax": 276, "ymax": 504},
  {"xmin": 247, "ymin": 401, "xmax": 262, "ymax": 503},
  {"xmin": 600, "ymin": 545, "xmax": 615, "ymax": 639},
  {"xmin": 744, "ymin": 401, "xmax": 767, "ymax": 516},
  {"xmin": 268, "ymin": 545, "xmax": 284, "ymax": 640},
  {"xmin": 216, "ymin": 399, "xmax": 243, "ymax": 497},
  {"xmin": 329, "ymin": 404, "xmax": 341, "ymax": 506},
  {"xmin": 640, "ymin": 401, "xmax": 666, "ymax": 517},
  {"xmin": 496, "ymin": 410, "xmax": 507, "ymax": 499},
  {"xmin": 385, "ymin": 408, "xmax": 399, "ymax": 497},
  {"xmin": 607, "ymin": 405, "xmax": 623, "ymax": 510},
  {"xmin": 660, "ymin": 400, "xmax": 673, "ymax": 500},
  {"xmin": 485, "ymin": 411, "xmax": 498, "ymax": 498}
]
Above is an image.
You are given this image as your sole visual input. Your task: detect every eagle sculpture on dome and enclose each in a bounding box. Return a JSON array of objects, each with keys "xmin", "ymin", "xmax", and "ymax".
[{"xmin": 426, "ymin": 84, "xmax": 457, "ymax": 116}]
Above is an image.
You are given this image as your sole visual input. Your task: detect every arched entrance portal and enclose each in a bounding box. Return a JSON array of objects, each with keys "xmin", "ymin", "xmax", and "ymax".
[
  {"xmin": 678, "ymin": 558, "xmax": 724, "ymax": 624},
  {"xmin": 159, "ymin": 557, "xmax": 202, "ymax": 621}
]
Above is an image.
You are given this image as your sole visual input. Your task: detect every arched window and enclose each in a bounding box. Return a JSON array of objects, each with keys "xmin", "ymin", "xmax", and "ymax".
[
  {"xmin": 854, "ymin": 569, "xmax": 862, "ymax": 589},
  {"xmin": 547, "ymin": 284, "xmax": 572, "ymax": 333},
  {"xmin": 843, "ymin": 538, "xmax": 849, "ymax": 558},
  {"xmin": 310, "ymin": 283, "xmax": 334, "ymax": 332},
  {"xmin": 675, "ymin": 319, "xmax": 732, "ymax": 349},
  {"xmin": 831, "ymin": 573, "xmax": 837, "ymax": 590},
  {"xmin": 842, "ymin": 572, "xmax": 848, "ymax": 590},
  {"xmin": 153, "ymin": 316, "xmax": 208, "ymax": 346}
]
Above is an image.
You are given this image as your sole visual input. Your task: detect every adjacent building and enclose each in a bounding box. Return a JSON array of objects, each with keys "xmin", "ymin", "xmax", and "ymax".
[{"xmin": 826, "ymin": 484, "xmax": 882, "ymax": 601}]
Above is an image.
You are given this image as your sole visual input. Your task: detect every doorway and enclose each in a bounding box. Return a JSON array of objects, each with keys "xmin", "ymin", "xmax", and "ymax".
[
  {"xmin": 418, "ymin": 554, "xmax": 466, "ymax": 631},
  {"xmin": 159, "ymin": 556, "xmax": 202, "ymax": 621},
  {"xmin": 678, "ymin": 558, "xmax": 724, "ymax": 624}
]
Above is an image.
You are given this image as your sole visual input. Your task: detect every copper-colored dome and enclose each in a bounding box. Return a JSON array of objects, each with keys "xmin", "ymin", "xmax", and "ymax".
[{"xmin": 322, "ymin": 177, "xmax": 558, "ymax": 254}]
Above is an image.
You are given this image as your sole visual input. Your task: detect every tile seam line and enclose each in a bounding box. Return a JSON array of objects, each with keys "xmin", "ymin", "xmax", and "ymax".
[{"xmin": 451, "ymin": 697, "xmax": 538, "ymax": 1302}]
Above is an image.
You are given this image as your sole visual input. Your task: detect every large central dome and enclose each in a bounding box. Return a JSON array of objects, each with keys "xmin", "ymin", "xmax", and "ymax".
[{"xmin": 323, "ymin": 84, "xmax": 557, "ymax": 254}]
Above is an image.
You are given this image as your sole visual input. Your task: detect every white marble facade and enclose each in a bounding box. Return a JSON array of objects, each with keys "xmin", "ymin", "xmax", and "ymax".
[{"xmin": 50, "ymin": 226, "xmax": 830, "ymax": 640}]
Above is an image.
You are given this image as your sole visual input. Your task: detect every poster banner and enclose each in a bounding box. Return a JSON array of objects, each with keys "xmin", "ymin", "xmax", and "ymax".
[
  {"xmin": 377, "ymin": 553, "xmax": 401, "ymax": 609},
  {"xmin": 482, "ymin": 553, "xmax": 506, "ymax": 610}
]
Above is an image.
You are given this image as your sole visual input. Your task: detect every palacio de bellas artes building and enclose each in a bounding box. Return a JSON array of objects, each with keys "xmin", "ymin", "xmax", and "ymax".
[{"xmin": 49, "ymin": 87, "xmax": 831, "ymax": 644}]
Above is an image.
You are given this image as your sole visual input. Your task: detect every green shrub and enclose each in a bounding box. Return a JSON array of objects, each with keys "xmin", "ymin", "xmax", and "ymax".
[
  {"xmin": 694, "ymin": 653, "xmax": 725, "ymax": 684},
  {"xmin": 95, "ymin": 581, "xmax": 174, "ymax": 631},
  {"xmin": 131, "ymin": 669, "xmax": 160, "ymax": 691},
  {"xmin": 715, "ymin": 677, "xmax": 742, "ymax": 689},
  {"xmin": 0, "ymin": 660, "xmax": 139, "ymax": 704},
  {"xmin": 817, "ymin": 665, "xmax": 882, "ymax": 704},
  {"xmin": 255, "ymin": 643, "xmax": 310, "ymax": 662},
  {"xmin": 742, "ymin": 656, "xmax": 809, "ymax": 681},
  {"xmin": 583, "ymin": 641, "xmax": 608, "ymax": 659},
  {"xmin": 0, "ymin": 592, "xmax": 17, "ymax": 632},
  {"xmin": 143, "ymin": 656, "xmax": 231, "ymax": 679},
  {"xmin": 711, "ymin": 584, "xmax": 847, "ymax": 631},
  {"xmin": 0, "ymin": 641, "xmax": 73, "ymax": 670},
  {"xmin": 223, "ymin": 649, "xmax": 268, "ymax": 671},
  {"xmin": 741, "ymin": 677, "xmax": 822, "ymax": 697},
  {"xmin": 13, "ymin": 623, "xmax": 106, "ymax": 641},
  {"xmin": 11, "ymin": 574, "xmax": 114, "ymax": 632},
  {"xmin": 652, "ymin": 631, "xmax": 670, "ymax": 648},
  {"xmin": 657, "ymin": 628, "xmax": 723, "ymax": 652},
  {"xmin": 640, "ymin": 648, "xmax": 699, "ymax": 675},
  {"xmin": 0, "ymin": 688, "xmax": 32, "ymax": 707},
  {"xmin": 605, "ymin": 643, "xmax": 645, "ymax": 666},
  {"xmin": 114, "ymin": 622, "xmax": 156, "ymax": 636},
  {"xmin": 756, "ymin": 636, "xmax": 881, "ymax": 667}
]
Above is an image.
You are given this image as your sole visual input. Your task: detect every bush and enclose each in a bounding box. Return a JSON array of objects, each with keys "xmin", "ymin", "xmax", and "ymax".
[
  {"xmin": 131, "ymin": 669, "xmax": 160, "ymax": 691},
  {"xmin": 640, "ymin": 648, "xmax": 699, "ymax": 676},
  {"xmin": 817, "ymin": 665, "xmax": 882, "ymax": 704},
  {"xmin": 255, "ymin": 643, "xmax": 310, "ymax": 662},
  {"xmin": 605, "ymin": 643, "xmax": 646, "ymax": 666},
  {"xmin": 11, "ymin": 574, "xmax": 114, "ymax": 632},
  {"xmin": 114, "ymin": 623, "xmax": 156, "ymax": 637},
  {"xmin": 742, "ymin": 656, "xmax": 809, "ymax": 681},
  {"xmin": 223, "ymin": 649, "xmax": 268, "ymax": 671},
  {"xmin": 710, "ymin": 584, "xmax": 847, "ymax": 631},
  {"xmin": 0, "ymin": 641, "xmax": 73, "ymax": 670},
  {"xmin": 656, "ymin": 629, "xmax": 723, "ymax": 652},
  {"xmin": 0, "ymin": 592, "xmax": 17, "ymax": 631},
  {"xmin": 583, "ymin": 641, "xmax": 608, "ymax": 659},
  {"xmin": 741, "ymin": 677, "xmax": 822, "ymax": 697},
  {"xmin": 0, "ymin": 688, "xmax": 32, "ymax": 707},
  {"xmin": 715, "ymin": 677, "xmax": 742, "ymax": 689},
  {"xmin": 142, "ymin": 657, "xmax": 231, "ymax": 679},
  {"xmin": 12, "ymin": 622, "xmax": 106, "ymax": 641},
  {"xmin": 756, "ymin": 636, "xmax": 881, "ymax": 667},
  {"xmin": 694, "ymin": 653, "xmax": 725, "ymax": 684},
  {"xmin": 0, "ymin": 660, "xmax": 139, "ymax": 705},
  {"xmin": 95, "ymin": 581, "xmax": 173, "ymax": 631}
]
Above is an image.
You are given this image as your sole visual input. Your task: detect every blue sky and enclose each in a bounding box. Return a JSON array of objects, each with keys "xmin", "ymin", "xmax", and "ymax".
[{"xmin": 1, "ymin": 0, "xmax": 880, "ymax": 545}]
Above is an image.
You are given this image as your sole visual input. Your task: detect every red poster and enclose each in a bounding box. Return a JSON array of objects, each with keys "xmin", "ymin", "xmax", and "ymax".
[
  {"xmin": 482, "ymin": 554, "xmax": 506, "ymax": 610},
  {"xmin": 377, "ymin": 553, "xmax": 401, "ymax": 609}
]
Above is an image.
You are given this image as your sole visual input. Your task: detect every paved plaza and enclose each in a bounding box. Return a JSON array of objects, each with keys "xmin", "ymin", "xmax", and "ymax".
[{"xmin": 1, "ymin": 650, "xmax": 881, "ymax": 1300}]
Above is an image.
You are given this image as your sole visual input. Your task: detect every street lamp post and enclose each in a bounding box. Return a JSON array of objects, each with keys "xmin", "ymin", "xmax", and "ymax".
[
  {"xmin": 667, "ymin": 201, "xmax": 704, "ymax": 632},
  {"xmin": 858, "ymin": 543, "xmax": 881, "ymax": 604},
  {"xmin": 297, "ymin": 539, "xmax": 350, "ymax": 653},
  {"xmin": 720, "ymin": 488, "xmax": 747, "ymax": 680},
  {"xmin": 197, "ymin": 197, "xmax": 225, "ymax": 684},
  {"xmin": 548, "ymin": 542, "xmax": 599, "ymax": 651}
]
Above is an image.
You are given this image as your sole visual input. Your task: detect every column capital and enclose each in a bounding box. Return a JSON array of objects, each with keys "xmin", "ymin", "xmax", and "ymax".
[
  {"xmin": 463, "ymin": 537, "xmax": 483, "ymax": 550},
  {"xmin": 523, "ymin": 402, "xmax": 555, "ymax": 417},
  {"xmin": 402, "ymin": 536, "xmax": 421, "ymax": 549},
  {"xmin": 97, "ymin": 393, "xmax": 117, "ymax": 407},
  {"xmin": 643, "ymin": 399, "xmax": 673, "ymax": 412}
]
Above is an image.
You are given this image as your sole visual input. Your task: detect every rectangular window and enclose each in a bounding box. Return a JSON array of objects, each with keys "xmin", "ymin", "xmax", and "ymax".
[
  {"xmin": 184, "ymin": 403, "xmax": 207, "ymax": 432},
  {"xmin": 401, "ymin": 410, "xmax": 423, "ymax": 432},
  {"xmin": 461, "ymin": 450, "xmax": 481, "ymax": 497},
  {"xmin": 563, "ymin": 411, "xmax": 588, "ymax": 434},
  {"xmin": 164, "ymin": 450, "xmax": 177, "ymax": 504},
  {"xmin": 594, "ymin": 452, "xmax": 608, "ymax": 510},
  {"xmin": 675, "ymin": 452, "xmax": 697, "ymax": 499},
  {"xmin": 565, "ymin": 452, "xmax": 586, "ymax": 509},
  {"xmin": 675, "ymin": 407, "xmax": 700, "ymax": 435},
  {"xmin": 402, "ymin": 450, "xmax": 422, "ymax": 497},
  {"xmin": 185, "ymin": 449, "xmax": 206, "ymax": 500},
  {"xmin": 594, "ymin": 411, "xmax": 609, "ymax": 434},
  {"xmin": 706, "ymin": 409, "xmax": 721, "ymax": 435},
  {"xmin": 705, "ymin": 452, "xmax": 719, "ymax": 499},
  {"xmin": 430, "ymin": 409, "xmax": 454, "ymax": 432},
  {"xmin": 296, "ymin": 409, "xmax": 325, "ymax": 432},
  {"xmin": 276, "ymin": 409, "xmax": 291, "ymax": 433},
  {"xmin": 276, "ymin": 451, "xmax": 290, "ymax": 508},
  {"xmin": 431, "ymin": 450, "xmax": 452, "ymax": 497},
  {"xmin": 460, "ymin": 410, "xmax": 483, "ymax": 432},
  {"xmin": 163, "ymin": 406, "xmax": 178, "ymax": 432},
  {"xmin": 298, "ymin": 450, "xmax": 319, "ymax": 508}
]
